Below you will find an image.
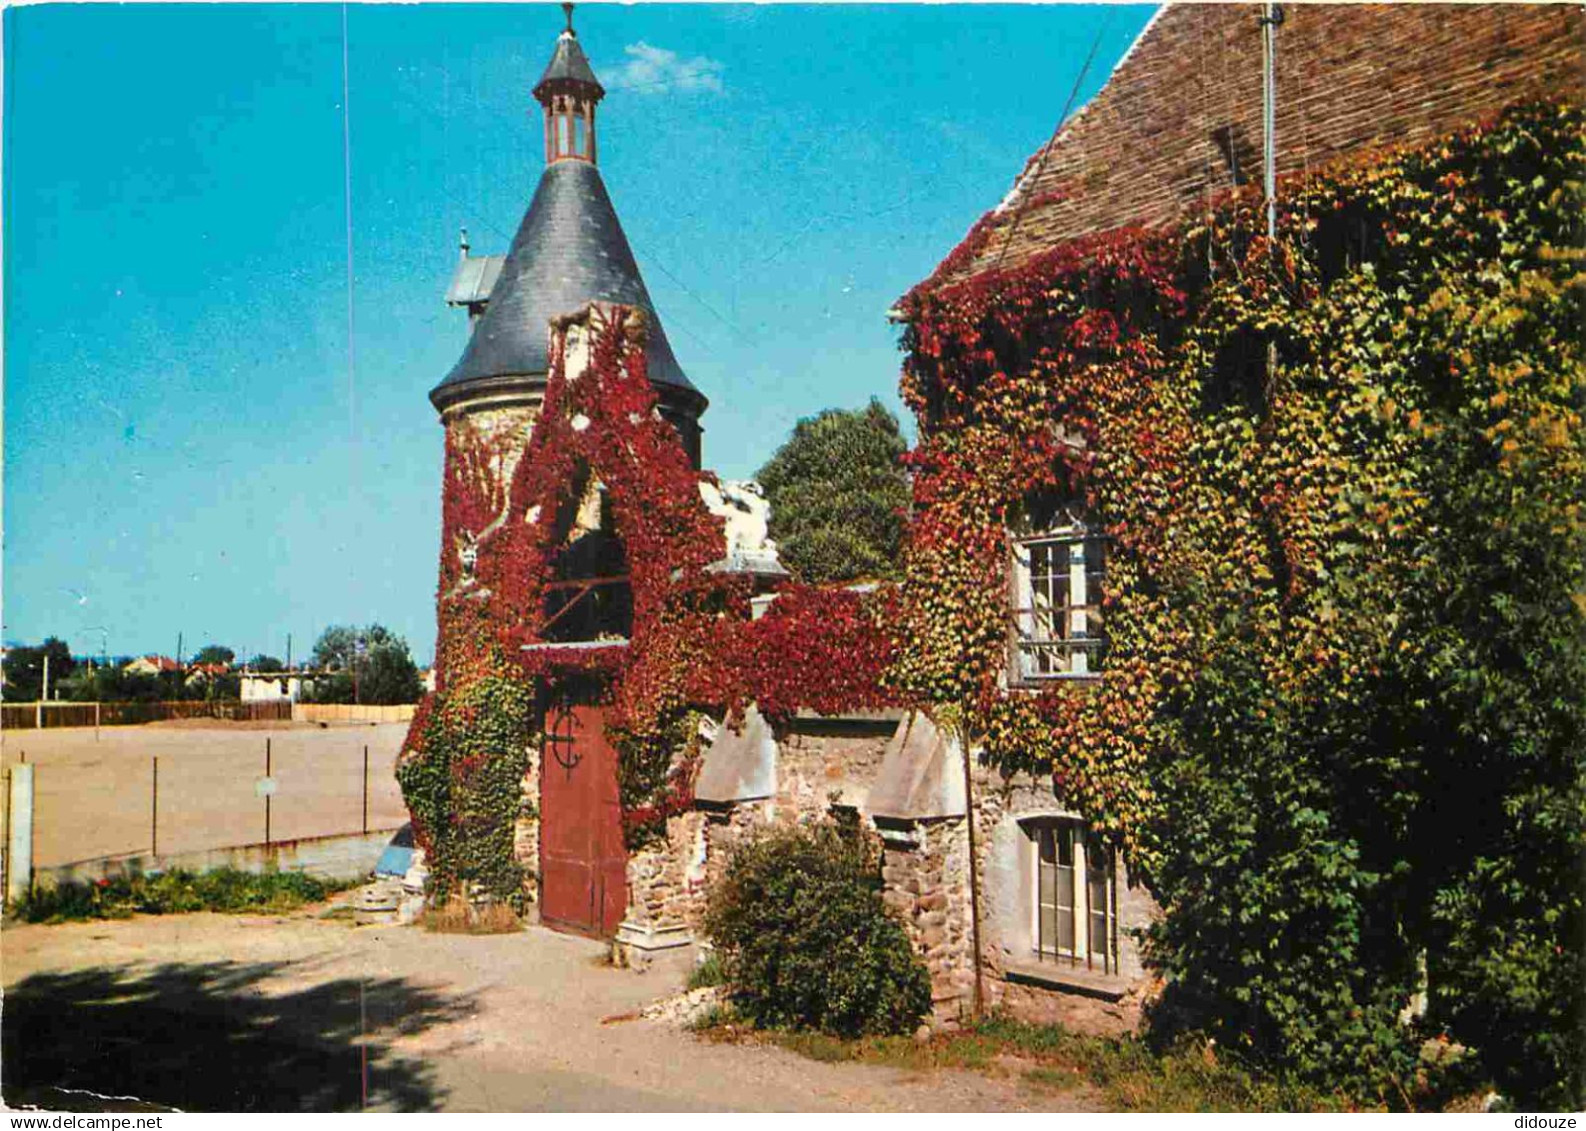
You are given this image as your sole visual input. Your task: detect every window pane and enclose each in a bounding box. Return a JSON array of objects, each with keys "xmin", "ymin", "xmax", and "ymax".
[
  {"xmin": 1056, "ymin": 832, "xmax": 1076, "ymax": 954},
  {"xmin": 1087, "ymin": 844, "xmax": 1112, "ymax": 968},
  {"xmin": 1014, "ymin": 535, "xmax": 1105, "ymax": 679},
  {"xmin": 1089, "ymin": 875, "xmax": 1109, "ymax": 958}
]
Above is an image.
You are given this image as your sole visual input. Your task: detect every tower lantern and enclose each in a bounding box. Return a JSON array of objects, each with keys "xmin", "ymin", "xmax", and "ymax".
[
  {"xmin": 534, "ymin": 4, "xmax": 604, "ymax": 166},
  {"xmin": 433, "ymin": 6, "xmax": 706, "ymax": 455}
]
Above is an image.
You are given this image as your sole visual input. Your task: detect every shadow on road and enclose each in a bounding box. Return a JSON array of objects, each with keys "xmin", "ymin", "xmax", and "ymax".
[{"xmin": 3, "ymin": 959, "xmax": 475, "ymax": 1112}]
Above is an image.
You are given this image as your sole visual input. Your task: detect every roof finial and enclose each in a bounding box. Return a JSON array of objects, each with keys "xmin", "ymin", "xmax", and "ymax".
[
  {"xmin": 563, "ymin": 3, "xmax": 575, "ymax": 35},
  {"xmin": 459, "ymin": 226, "xmax": 471, "ymax": 259}
]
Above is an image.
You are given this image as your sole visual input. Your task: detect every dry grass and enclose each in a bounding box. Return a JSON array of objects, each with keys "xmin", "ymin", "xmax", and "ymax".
[
  {"xmin": 419, "ymin": 895, "xmax": 522, "ymax": 935},
  {"xmin": 693, "ymin": 1013, "xmax": 1362, "ymax": 1112}
]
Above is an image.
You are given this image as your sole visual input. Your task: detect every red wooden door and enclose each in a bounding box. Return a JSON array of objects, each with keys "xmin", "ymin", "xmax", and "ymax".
[{"xmin": 539, "ymin": 700, "xmax": 627, "ymax": 937}]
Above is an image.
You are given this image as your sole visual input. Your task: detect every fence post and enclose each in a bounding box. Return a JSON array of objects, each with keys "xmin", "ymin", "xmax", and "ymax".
[
  {"xmin": 2, "ymin": 768, "xmax": 10, "ymax": 902},
  {"xmin": 7, "ymin": 764, "xmax": 34, "ymax": 903},
  {"xmin": 34, "ymin": 701, "xmax": 41, "ymax": 730},
  {"xmin": 362, "ymin": 745, "xmax": 369, "ymax": 835},
  {"xmin": 151, "ymin": 756, "xmax": 159, "ymax": 856},
  {"xmin": 96, "ymin": 701, "xmax": 102, "ymax": 742},
  {"xmin": 264, "ymin": 738, "xmax": 272, "ymax": 847}
]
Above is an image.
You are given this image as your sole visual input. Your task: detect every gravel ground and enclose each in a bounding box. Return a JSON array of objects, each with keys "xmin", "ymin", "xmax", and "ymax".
[{"xmin": 1, "ymin": 910, "xmax": 1103, "ymax": 1113}]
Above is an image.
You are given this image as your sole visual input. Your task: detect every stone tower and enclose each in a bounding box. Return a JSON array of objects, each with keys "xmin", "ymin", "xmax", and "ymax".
[{"xmin": 430, "ymin": 8, "xmax": 708, "ymax": 617}]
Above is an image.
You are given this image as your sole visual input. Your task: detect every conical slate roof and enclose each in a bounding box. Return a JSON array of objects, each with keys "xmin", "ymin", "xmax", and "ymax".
[
  {"xmin": 534, "ymin": 30, "xmax": 603, "ymax": 98},
  {"xmin": 432, "ymin": 160, "xmax": 698, "ymax": 408}
]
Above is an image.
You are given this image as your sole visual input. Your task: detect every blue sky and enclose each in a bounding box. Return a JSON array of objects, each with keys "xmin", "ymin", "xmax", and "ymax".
[{"xmin": 3, "ymin": 2, "xmax": 1154, "ymax": 666}]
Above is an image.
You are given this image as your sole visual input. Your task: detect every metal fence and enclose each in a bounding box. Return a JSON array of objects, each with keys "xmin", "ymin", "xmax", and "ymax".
[
  {"xmin": 2, "ymin": 724, "xmax": 409, "ymax": 874},
  {"xmin": 1, "ymin": 699, "xmax": 294, "ymax": 731}
]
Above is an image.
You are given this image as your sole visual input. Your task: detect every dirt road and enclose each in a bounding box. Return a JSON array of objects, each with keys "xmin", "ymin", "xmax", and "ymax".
[{"xmin": 1, "ymin": 911, "xmax": 1100, "ymax": 1112}]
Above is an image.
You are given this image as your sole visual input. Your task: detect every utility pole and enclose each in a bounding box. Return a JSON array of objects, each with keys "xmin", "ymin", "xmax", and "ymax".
[
  {"xmin": 1260, "ymin": 2, "xmax": 1284, "ymax": 391},
  {"xmin": 1261, "ymin": 2, "xmax": 1283, "ymax": 244},
  {"xmin": 41, "ymin": 653, "xmax": 50, "ymax": 704}
]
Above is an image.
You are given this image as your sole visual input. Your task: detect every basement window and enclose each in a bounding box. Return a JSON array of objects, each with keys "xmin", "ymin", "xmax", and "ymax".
[
  {"xmin": 1029, "ymin": 819, "xmax": 1118, "ymax": 974},
  {"xmin": 1010, "ymin": 522, "xmax": 1106, "ymax": 683}
]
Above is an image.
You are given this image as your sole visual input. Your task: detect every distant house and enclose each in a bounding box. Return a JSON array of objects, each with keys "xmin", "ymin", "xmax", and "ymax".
[
  {"xmin": 123, "ymin": 655, "xmax": 179, "ymax": 676},
  {"xmin": 240, "ymin": 671, "xmax": 316, "ymax": 703},
  {"xmin": 183, "ymin": 662, "xmax": 232, "ymax": 689}
]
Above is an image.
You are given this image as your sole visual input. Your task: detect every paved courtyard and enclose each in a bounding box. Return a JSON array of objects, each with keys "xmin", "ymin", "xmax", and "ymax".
[{"xmin": 1, "ymin": 909, "xmax": 1099, "ymax": 1112}]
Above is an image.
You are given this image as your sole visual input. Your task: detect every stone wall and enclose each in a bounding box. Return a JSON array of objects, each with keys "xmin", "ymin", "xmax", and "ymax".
[
  {"xmin": 695, "ymin": 800, "xmax": 770, "ymax": 937},
  {"xmin": 444, "ymin": 403, "xmax": 541, "ymax": 492},
  {"xmin": 867, "ymin": 761, "xmax": 1161, "ymax": 1036},
  {"xmin": 513, "ymin": 738, "xmax": 542, "ymax": 910},
  {"xmin": 965, "ymin": 763, "xmax": 1160, "ymax": 1036},
  {"xmin": 670, "ymin": 709, "xmax": 1159, "ymax": 1036},
  {"xmin": 880, "ymin": 817, "xmax": 975, "ymax": 1026},
  {"xmin": 771, "ymin": 717, "xmax": 894, "ymax": 821},
  {"xmin": 620, "ymin": 717, "xmax": 895, "ymax": 946},
  {"xmin": 624, "ymin": 808, "xmax": 708, "ymax": 937}
]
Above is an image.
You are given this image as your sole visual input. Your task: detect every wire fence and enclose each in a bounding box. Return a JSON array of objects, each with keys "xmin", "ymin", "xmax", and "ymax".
[
  {"xmin": 1, "ymin": 699, "xmax": 294, "ymax": 731},
  {"xmin": 2, "ymin": 723, "xmax": 410, "ymax": 872}
]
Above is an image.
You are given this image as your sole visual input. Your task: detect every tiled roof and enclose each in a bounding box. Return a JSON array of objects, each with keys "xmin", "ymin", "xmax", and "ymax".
[{"xmin": 918, "ymin": 2, "xmax": 1583, "ymax": 293}]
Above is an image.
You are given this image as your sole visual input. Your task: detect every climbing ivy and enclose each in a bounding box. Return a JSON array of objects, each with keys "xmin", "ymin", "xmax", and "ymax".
[
  {"xmin": 895, "ymin": 100, "xmax": 1584, "ymax": 1106},
  {"xmin": 395, "ymin": 674, "xmax": 534, "ymax": 905}
]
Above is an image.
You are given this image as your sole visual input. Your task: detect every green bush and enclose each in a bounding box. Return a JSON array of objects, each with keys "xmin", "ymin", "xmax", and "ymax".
[
  {"xmin": 703, "ymin": 822, "xmax": 931, "ymax": 1038},
  {"xmin": 7, "ymin": 868, "xmax": 341, "ymax": 923}
]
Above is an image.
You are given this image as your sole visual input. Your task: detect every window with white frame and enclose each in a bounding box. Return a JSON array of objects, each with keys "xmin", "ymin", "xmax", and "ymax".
[
  {"xmin": 1010, "ymin": 522, "xmax": 1106, "ymax": 682},
  {"xmin": 1031, "ymin": 820, "xmax": 1118, "ymax": 974}
]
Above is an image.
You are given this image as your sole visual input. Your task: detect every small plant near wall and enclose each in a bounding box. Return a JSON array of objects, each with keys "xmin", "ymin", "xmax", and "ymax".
[{"xmin": 704, "ymin": 823, "xmax": 931, "ymax": 1038}]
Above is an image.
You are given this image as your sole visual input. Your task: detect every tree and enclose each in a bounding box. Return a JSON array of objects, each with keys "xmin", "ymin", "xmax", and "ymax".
[
  {"xmin": 62, "ymin": 664, "xmax": 163, "ymax": 703},
  {"xmin": 755, "ymin": 399, "xmax": 910, "ymax": 584},
  {"xmin": 191, "ymin": 644, "xmax": 235, "ymax": 667},
  {"xmin": 246, "ymin": 654, "xmax": 285, "ymax": 672},
  {"xmin": 312, "ymin": 625, "xmax": 365, "ymax": 671},
  {"xmin": 2, "ymin": 638, "xmax": 75, "ymax": 702},
  {"xmin": 309, "ymin": 624, "xmax": 422, "ymax": 705}
]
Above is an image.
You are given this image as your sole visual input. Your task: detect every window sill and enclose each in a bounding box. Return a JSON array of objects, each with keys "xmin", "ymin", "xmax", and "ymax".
[
  {"xmin": 1007, "ymin": 674, "xmax": 1104, "ymax": 691},
  {"xmin": 1004, "ymin": 959, "xmax": 1131, "ymax": 1001}
]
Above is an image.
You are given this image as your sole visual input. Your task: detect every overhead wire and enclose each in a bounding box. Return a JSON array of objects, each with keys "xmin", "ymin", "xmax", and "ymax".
[{"xmin": 988, "ymin": 8, "xmax": 1115, "ymax": 276}]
